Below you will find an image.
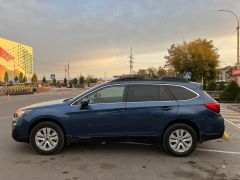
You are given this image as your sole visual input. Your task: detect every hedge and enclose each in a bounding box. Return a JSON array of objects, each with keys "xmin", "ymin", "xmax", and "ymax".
[{"xmin": 0, "ymin": 86, "xmax": 33, "ymax": 96}]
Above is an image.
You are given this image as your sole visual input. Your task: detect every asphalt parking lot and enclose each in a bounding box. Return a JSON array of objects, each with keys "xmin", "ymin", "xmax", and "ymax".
[{"xmin": 0, "ymin": 89, "xmax": 240, "ymax": 180}]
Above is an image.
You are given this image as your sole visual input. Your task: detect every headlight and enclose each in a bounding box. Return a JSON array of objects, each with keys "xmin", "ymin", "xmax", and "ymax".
[{"xmin": 14, "ymin": 110, "xmax": 31, "ymax": 119}]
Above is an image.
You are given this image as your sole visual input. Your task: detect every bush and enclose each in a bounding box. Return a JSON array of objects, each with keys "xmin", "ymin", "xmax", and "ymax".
[
  {"xmin": 217, "ymin": 82, "xmax": 225, "ymax": 91},
  {"xmin": 1, "ymin": 86, "xmax": 33, "ymax": 95},
  {"xmin": 220, "ymin": 81, "xmax": 240, "ymax": 101},
  {"xmin": 235, "ymin": 93, "xmax": 240, "ymax": 102},
  {"xmin": 206, "ymin": 80, "xmax": 217, "ymax": 91}
]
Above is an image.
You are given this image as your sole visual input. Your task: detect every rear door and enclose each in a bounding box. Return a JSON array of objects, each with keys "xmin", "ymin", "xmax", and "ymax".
[{"xmin": 125, "ymin": 84, "xmax": 178, "ymax": 136}]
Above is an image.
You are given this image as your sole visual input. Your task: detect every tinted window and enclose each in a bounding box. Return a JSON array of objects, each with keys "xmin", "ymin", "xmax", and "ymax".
[
  {"xmin": 166, "ymin": 85, "xmax": 197, "ymax": 100},
  {"xmin": 127, "ymin": 85, "xmax": 159, "ymax": 102},
  {"xmin": 160, "ymin": 86, "xmax": 174, "ymax": 101},
  {"xmin": 87, "ymin": 86, "xmax": 125, "ymax": 104}
]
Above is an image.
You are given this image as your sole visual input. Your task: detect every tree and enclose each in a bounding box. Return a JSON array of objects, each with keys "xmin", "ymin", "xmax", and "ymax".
[
  {"xmin": 85, "ymin": 75, "xmax": 94, "ymax": 86},
  {"xmin": 14, "ymin": 76, "xmax": 18, "ymax": 82},
  {"xmin": 165, "ymin": 39, "xmax": 219, "ymax": 83},
  {"xmin": 31, "ymin": 73, "xmax": 38, "ymax": 83},
  {"xmin": 23, "ymin": 76, "xmax": 27, "ymax": 83},
  {"xmin": 138, "ymin": 69, "xmax": 147, "ymax": 78},
  {"xmin": 72, "ymin": 78, "xmax": 78, "ymax": 87},
  {"xmin": 79, "ymin": 75, "xmax": 85, "ymax": 85},
  {"xmin": 147, "ymin": 67, "xmax": 158, "ymax": 78},
  {"xmin": 42, "ymin": 76, "xmax": 47, "ymax": 83},
  {"xmin": 63, "ymin": 78, "xmax": 67, "ymax": 86},
  {"xmin": 157, "ymin": 66, "xmax": 166, "ymax": 77},
  {"xmin": 19, "ymin": 72, "xmax": 23, "ymax": 83},
  {"xmin": 56, "ymin": 81, "xmax": 61, "ymax": 87},
  {"xmin": 220, "ymin": 81, "xmax": 240, "ymax": 101},
  {"xmin": 4, "ymin": 71, "xmax": 9, "ymax": 82},
  {"xmin": 206, "ymin": 80, "xmax": 217, "ymax": 91}
]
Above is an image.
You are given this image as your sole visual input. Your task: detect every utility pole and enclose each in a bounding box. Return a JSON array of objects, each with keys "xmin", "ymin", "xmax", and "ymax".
[
  {"xmin": 13, "ymin": 61, "xmax": 16, "ymax": 82},
  {"xmin": 64, "ymin": 65, "xmax": 67, "ymax": 79},
  {"xmin": 129, "ymin": 47, "xmax": 134, "ymax": 76},
  {"xmin": 104, "ymin": 72, "xmax": 106, "ymax": 82},
  {"xmin": 67, "ymin": 62, "xmax": 70, "ymax": 81},
  {"xmin": 219, "ymin": 10, "xmax": 240, "ymax": 68},
  {"xmin": 238, "ymin": 25, "xmax": 239, "ymax": 68}
]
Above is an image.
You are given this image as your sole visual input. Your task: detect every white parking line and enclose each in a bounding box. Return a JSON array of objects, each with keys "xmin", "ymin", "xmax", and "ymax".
[
  {"xmin": 225, "ymin": 119, "xmax": 240, "ymax": 129},
  {"xmin": 197, "ymin": 148, "xmax": 240, "ymax": 155},
  {"xmin": 0, "ymin": 116, "xmax": 12, "ymax": 120}
]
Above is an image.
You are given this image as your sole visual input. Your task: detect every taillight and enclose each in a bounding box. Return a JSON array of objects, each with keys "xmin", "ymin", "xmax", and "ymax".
[{"xmin": 204, "ymin": 103, "xmax": 220, "ymax": 113}]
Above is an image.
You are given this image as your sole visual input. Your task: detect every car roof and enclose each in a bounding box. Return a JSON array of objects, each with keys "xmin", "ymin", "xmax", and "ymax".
[
  {"xmin": 105, "ymin": 77, "xmax": 189, "ymax": 86},
  {"xmin": 102, "ymin": 78, "xmax": 203, "ymax": 93}
]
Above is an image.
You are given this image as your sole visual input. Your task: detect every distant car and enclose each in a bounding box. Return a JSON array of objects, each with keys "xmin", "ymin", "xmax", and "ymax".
[{"xmin": 12, "ymin": 77, "xmax": 224, "ymax": 156}]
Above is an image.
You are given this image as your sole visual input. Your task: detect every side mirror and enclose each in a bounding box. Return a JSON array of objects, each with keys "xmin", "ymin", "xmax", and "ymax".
[{"xmin": 80, "ymin": 100, "xmax": 89, "ymax": 110}]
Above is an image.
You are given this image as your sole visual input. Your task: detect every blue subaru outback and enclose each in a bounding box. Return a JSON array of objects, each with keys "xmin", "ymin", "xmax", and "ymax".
[{"xmin": 12, "ymin": 77, "xmax": 224, "ymax": 156}]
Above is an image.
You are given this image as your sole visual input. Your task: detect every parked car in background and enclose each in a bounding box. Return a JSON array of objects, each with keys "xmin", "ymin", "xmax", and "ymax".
[{"xmin": 12, "ymin": 77, "xmax": 224, "ymax": 156}]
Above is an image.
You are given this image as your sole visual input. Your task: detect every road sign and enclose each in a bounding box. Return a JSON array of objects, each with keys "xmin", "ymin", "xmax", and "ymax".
[
  {"xmin": 50, "ymin": 74, "xmax": 55, "ymax": 80},
  {"xmin": 183, "ymin": 71, "xmax": 192, "ymax": 79}
]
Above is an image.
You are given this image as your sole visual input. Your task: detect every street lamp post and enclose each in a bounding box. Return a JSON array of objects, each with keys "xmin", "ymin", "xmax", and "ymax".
[{"xmin": 218, "ymin": 10, "xmax": 240, "ymax": 68}]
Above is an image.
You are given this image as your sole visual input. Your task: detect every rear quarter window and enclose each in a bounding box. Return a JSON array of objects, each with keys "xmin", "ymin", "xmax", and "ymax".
[{"xmin": 166, "ymin": 85, "xmax": 198, "ymax": 100}]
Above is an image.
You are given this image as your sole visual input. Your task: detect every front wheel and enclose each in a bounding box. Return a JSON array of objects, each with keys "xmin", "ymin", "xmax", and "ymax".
[
  {"xmin": 163, "ymin": 123, "xmax": 197, "ymax": 157},
  {"xmin": 30, "ymin": 121, "xmax": 65, "ymax": 155}
]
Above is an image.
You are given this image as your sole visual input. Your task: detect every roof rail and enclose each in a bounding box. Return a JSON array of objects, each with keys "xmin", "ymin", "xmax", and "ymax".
[
  {"xmin": 111, "ymin": 77, "xmax": 144, "ymax": 82},
  {"xmin": 111, "ymin": 76, "xmax": 189, "ymax": 83},
  {"xmin": 159, "ymin": 77, "xmax": 189, "ymax": 83}
]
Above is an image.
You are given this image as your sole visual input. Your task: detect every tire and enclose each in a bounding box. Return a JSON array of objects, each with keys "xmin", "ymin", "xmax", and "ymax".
[
  {"xmin": 163, "ymin": 123, "xmax": 197, "ymax": 157},
  {"xmin": 30, "ymin": 121, "xmax": 65, "ymax": 155}
]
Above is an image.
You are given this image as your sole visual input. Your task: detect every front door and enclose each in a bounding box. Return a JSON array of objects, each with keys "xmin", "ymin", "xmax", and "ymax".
[{"xmin": 68, "ymin": 85, "xmax": 126, "ymax": 138}]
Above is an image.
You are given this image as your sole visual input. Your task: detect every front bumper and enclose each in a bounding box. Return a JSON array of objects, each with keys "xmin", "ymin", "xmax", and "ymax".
[
  {"xmin": 12, "ymin": 117, "xmax": 29, "ymax": 143},
  {"xmin": 12, "ymin": 127, "xmax": 28, "ymax": 142}
]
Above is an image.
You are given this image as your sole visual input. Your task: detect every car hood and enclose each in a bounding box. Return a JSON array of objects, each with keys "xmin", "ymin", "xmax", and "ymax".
[{"xmin": 19, "ymin": 99, "xmax": 67, "ymax": 111}]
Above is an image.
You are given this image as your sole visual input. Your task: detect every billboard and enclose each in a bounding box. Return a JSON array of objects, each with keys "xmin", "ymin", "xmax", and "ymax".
[
  {"xmin": 0, "ymin": 38, "xmax": 33, "ymax": 82},
  {"xmin": 232, "ymin": 68, "xmax": 240, "ymax": 86}
]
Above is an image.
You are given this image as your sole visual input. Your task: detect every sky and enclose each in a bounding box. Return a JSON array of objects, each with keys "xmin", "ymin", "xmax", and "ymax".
[{"xmin": 0, "ymin": 0, "xmax": 240, "ymax": 79}]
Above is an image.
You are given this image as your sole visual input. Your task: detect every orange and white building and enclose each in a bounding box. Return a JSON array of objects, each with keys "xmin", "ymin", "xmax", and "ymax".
[{"xmin": 0, "ymin": 38, "xmax": 33, "ymax": 82}]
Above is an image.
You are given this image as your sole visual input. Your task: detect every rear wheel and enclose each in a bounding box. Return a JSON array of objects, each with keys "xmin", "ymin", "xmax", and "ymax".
[
  {"xmin": 30, "ymin": 121, "xmax": 64, "ymax": 155},
  {"xmin": 163, "ymin": 123, "xmax": 197, "ymax": 157}
]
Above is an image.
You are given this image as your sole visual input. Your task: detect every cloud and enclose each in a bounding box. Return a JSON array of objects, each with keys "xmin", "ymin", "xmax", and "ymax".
[{"xmin": 0, "ymin": 0, "xmax": 239, "ymax": 78}]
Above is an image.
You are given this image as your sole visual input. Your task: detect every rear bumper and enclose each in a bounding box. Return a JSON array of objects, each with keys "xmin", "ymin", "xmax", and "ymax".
[{"xmin": 200, "ymin": 132, "xmax": 224, "ymax": 143}]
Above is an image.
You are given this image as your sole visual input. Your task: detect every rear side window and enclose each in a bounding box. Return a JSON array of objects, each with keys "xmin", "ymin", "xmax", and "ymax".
[
  {"xmin": 166, "ymin": 85, "xmax": 198, "ymax": 100},
  {"xmin": 127, "ymin": 85, "xmax": 159, "ymax": 102},
  {"xmin": 160, "ymin": 86, "xmax": 174, "ymax": 101}
]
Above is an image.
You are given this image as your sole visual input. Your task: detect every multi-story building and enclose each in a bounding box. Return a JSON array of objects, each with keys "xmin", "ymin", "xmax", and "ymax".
[{"xmin": 0, "ymin": 38, "xmax": 33, "ymax": 82}]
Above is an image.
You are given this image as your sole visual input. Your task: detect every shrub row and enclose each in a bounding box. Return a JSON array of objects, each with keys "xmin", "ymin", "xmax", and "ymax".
[{"xmin": 0, "ymin": 86, "xmax": 33, "ymax": 96}]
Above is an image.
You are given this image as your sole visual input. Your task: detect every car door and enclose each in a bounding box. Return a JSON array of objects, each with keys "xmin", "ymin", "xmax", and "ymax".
[
  {"xmin": 125, "ymin": 84, "xmax": 178, "ymax": 136},
  {"xmin": 68, "ymin": 85, "xmax": 126, "ymax": 138}
]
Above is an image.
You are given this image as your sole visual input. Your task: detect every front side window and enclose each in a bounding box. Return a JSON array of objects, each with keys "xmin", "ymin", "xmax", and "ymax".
[
  {"xmin": 166, "ymin": 85, "xmax": 198, "ymax": 100},
  {"xmin": 86, "ymin": 85, "xmax": 125, "ymax": 104},
  {"xmin": 127, "ymin": 85, "xmax": 159, "ymax": 102}
]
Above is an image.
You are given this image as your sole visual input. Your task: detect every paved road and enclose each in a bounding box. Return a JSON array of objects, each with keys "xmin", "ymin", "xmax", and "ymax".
[{"xmin": 0, "ymin": 92, "xmax": 240, "ymax": 180}]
